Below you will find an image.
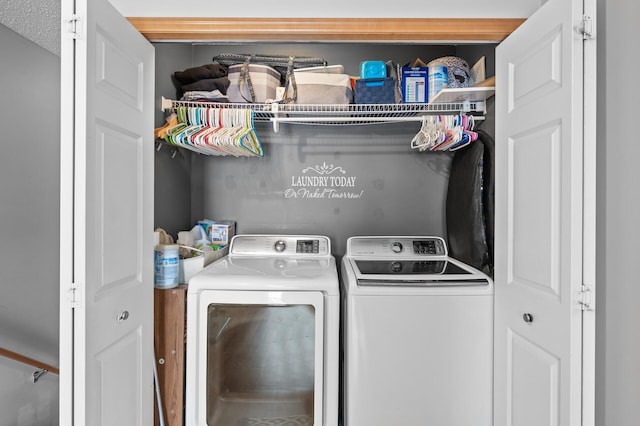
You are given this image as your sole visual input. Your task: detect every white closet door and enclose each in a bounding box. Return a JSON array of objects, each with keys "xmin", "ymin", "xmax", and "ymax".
[
  {"xmin": 59, "ymin": 0, "xmax": 155, "ymax": 423},
  {"xmin": 494, "ymin": 0, "xmax": 595, "ymax": 425}
]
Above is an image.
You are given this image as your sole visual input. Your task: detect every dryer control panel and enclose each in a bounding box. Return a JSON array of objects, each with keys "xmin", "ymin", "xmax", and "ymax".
[
  {"xmin": 230, "ymin": 235, "xmax": 331, "ymax": 256},
  {"xmin": 347, "ymin": 236, "xmax": 447, "ymax": 258}
]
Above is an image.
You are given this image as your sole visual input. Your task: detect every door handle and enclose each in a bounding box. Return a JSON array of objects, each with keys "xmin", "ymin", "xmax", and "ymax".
[
  {"xmin": 523, "ymin": 313, "xmax": 534, "ymax": 323},
  {"xmin": 117, "ymin": 310, "xmax": 130, "ymax": 323}
]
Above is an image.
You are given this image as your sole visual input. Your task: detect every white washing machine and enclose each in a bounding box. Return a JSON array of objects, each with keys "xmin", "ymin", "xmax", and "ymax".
[
  {"xmin": 341, "ymin": 236, "xmax": 494, "ymax": 426},
  {"xmin": 186, "ymin": 234, "xmax": 340, "ymax": 426}
]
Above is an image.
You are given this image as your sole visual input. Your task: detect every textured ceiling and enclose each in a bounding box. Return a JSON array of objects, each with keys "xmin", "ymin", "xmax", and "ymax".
[{"xmin": 0, "ymin": 0, "xmax": 61, "ymax": 56}]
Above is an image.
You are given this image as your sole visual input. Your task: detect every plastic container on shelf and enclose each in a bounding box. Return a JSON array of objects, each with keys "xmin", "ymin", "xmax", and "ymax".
[{"xmin": 359, "ymin": 61, "xmax": 387, "ymax": 79}]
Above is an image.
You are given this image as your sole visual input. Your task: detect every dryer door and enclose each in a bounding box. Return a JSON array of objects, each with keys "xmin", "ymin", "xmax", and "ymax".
[{"xmin": 187, "ymin": 290, "xmax": 324, "ymax": 426}]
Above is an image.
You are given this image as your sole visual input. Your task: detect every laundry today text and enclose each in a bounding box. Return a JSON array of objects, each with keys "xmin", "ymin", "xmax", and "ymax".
[{"xmin": 290, "ymin": 176, "xmax": 357, "ymax": 187}]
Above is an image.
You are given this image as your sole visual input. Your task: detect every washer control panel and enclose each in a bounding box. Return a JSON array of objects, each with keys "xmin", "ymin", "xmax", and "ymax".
[
  {"xmin": 347, "ymin": 236, "xmax": 447, "ymax": 258},
  {"xmin": 413, "ymin": 239, "xmax": 441, "ymax": 255},
  {"xmin": 294, "ymin": 239, "xmax": 321, "ymax": 254},
  {"xmin": 231, "ymin": 235, "xmax": 330, "ymax": 256}
]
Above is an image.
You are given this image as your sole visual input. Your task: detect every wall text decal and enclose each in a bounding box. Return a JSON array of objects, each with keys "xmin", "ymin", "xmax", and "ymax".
[{"xmin": 285, "ymin": 162, "xmax": 364, "ymax": 200}]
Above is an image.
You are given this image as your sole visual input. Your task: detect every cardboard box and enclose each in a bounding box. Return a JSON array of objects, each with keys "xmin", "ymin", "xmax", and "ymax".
[{"xmin": 401, "ymin": 67, "xmax": 428, "ymax": 103}]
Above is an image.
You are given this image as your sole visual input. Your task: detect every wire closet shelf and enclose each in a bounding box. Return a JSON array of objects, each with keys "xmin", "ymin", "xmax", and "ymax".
[{"xmin": 160, "ymin": 97, "xmax": 487, "ymax": 132}]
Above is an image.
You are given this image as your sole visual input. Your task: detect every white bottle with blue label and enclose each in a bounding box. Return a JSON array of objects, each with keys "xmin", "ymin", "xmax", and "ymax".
[
  {"xmin": 154, "ymin": 244, "xmax": 179, "ymax": 289},
  {"xmin": 428, "ymin": 66, "xmax": 448, "ymax": 102}
]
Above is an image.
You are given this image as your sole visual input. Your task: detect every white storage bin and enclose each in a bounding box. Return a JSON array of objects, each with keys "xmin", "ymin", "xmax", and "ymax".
[
  {"xmin": 295, "ymin": 64, "xmax": 345, "ymax": 74},
  {"xmin": 178, "ymin": 246, "xmax": 230, "ymax": 284},
  {"xmin": 288, "ymin": 71, "xmax": 353, "ymax": 104},
  {"xmin": 179, "ymin": 253, "xmax": 204, "ymax": 284}
]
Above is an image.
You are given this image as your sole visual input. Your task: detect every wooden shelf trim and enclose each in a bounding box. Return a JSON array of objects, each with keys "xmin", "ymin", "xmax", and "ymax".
[
  {"xmin": 0, "ymin": 346, "xmax": 59, "ymax": 375},
  {"xmin": 128, "ymin": 17, "xmax": 524, "ymax": 42}
]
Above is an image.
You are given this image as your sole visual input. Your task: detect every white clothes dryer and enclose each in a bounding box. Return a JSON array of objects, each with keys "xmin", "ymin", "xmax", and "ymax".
[
  {"xmin": 341, "ymin": 236, "xmax": 494, "ymax": 426},
  {"xmin": 186, "ymin": 235, "xmax": 339, "ymax": 426}
]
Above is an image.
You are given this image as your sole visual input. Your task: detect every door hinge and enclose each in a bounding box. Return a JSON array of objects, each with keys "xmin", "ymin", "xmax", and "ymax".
[
  {"xmin": 65, "ymin": 14, "xmax": 83, "ymax": 40},
  {"xmin": 578, "ymin": 284, "xmax": 593, "ymax": 311},
  {"xmin": 67, "ymin": 285, "xmax": 81, "ymax": 309},
  {"xmin": 581, "ymin": 15, "xmax": 594, "ymax": 40}
]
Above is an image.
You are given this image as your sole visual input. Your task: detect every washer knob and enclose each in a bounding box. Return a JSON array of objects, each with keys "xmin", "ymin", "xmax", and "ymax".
[
  {"xmin": 274, "ymin": 240, "xmax": 287, "ymax": 252},
  {"xmin": 390, "ymin": 261, "xmax": 403, "ymax": 273},
  {"xmin": 391, "ymin": 242, "xmax": 403, "ymax": 253}
]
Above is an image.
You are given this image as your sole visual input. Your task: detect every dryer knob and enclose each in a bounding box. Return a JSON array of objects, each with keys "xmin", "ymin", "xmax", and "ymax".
[
  {"xmin": 274, "ymin": 240, "xmax": 287, "ymax": 252},
  {"xmin": 391, "ymin": 242, "xmax": 403, "ymax": 253}
]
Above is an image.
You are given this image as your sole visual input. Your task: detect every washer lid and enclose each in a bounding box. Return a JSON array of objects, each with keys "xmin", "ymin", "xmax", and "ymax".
[
  {"xmin": 355, "ymin": 259, "xmax": 470, "ymax": 275},
  {"xmin": 344, "ymin": 236, "xmax": 491, "ymax": 288},
  {"xmin": 189, "ymin": 256, "xmax": 338, "ymax": 293},
  {"xmin": 188, "ymin": 235, "xmax": 338, "ymax": 294},
  {"xmin": 350, "ymin": 257, "xmax": 490, "ymax": 287}
]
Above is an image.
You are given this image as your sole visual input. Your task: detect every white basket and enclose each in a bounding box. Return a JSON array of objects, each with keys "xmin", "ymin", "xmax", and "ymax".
[
  {"xmin": 203, "ymin": 245, "xmax": 229, "ymax": 267},
  {"xmin": 179, "ymin": 245, "xmax": 230, "ymax": 284}
]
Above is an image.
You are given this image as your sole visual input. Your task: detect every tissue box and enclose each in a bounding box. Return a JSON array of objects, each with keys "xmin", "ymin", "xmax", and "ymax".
[
  {"xmin": 196, "ymin": 219, "xmax": 236, "ymax": 245},
  {"xmin": 209, "ymin": 220, "xmax": 235, "ymax": 245},
  {"xmin": 401, "ymin": 67, "xmax": 428, "ymax": 103}
]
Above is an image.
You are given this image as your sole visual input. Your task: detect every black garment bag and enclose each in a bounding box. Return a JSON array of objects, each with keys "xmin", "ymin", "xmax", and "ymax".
[{"xmin": 445, "ymin": 129, "xmax": 495, "ymax": 278}]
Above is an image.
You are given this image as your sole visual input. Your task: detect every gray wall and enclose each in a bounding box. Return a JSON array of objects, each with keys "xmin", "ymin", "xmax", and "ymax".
[
  {"xmin": 153, "ymin": 43, "xmax": 195, "ymax": 237},
  {"xmin": 154, "ymin": 42, "xmax": 495, "ymax": 258},
  {"xmin": 0, "ymin": 23, "xmax": 60, "ymax": 425},
  {"xmin": 191, "ymin": 123, "xmax": 455, "ymax": 257},
  {"xmin": 595, "ymin": 0, "xmax": 640, "ymax": 425}
]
